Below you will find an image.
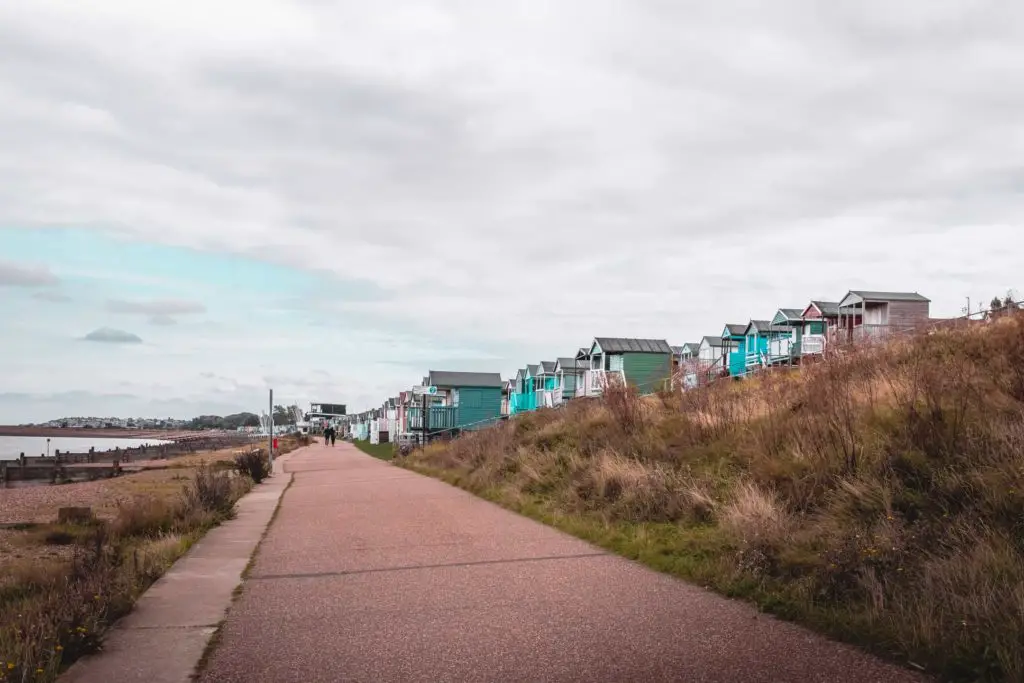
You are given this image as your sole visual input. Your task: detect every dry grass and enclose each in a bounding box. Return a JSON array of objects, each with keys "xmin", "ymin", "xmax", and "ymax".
[
  {"xmin": 0, "ymin": 436, "xmax": 285, "ymax": 683},
  {"xmin": 402, "ymin": 313, "xmax": 1024, "ymax": 682}
]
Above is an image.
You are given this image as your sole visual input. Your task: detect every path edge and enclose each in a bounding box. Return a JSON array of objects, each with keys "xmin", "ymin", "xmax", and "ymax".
[
  {"xmin": 59, "ymin": 450, "xmax": 299, "ymax": 683},
  {"xmin": 193, "ymin": 466, "xmax": 296, "ymax": 678}
]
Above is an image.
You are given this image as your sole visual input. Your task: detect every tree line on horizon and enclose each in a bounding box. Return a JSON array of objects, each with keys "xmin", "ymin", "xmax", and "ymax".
[{"xmin": 187, "ymin": 405, "xmax": 298, "ymax": 430}]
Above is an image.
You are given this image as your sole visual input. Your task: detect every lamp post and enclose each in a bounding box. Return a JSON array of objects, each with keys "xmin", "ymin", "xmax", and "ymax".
[
  {"xmin": 267, "ymin": 388, "xmax": 274, "ymax": 472},
  {"xmin": 46, "ymin": 438, "xmax": 51, "ymax": 458}
]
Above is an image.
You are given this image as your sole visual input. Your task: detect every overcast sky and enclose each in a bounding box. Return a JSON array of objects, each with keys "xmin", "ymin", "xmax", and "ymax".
[{"xmin": 1, "ymin": 0, "xmax": 1022, "ymax": 422}]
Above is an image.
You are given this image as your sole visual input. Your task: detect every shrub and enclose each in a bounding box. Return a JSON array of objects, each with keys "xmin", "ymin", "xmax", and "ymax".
[
  {"xmin": 604, "ymin": 383, "xmax": 644, "ymax": 434},
  {"xmin": 234, "ymin": 449, "xmax": 271, "ymax": 484},
  {"xmin": 111, "ymin": 497, "xmax": 181, "ymax": 537},
  {"xmin": 182, "ymin": 465, "xmax": 237, "ymax": 516}
]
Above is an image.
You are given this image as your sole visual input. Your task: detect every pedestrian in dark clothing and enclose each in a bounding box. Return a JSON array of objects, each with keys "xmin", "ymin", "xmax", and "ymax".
[
  {"xmin": 330, "ymin": 428, "xmax": 336, "ymax": 446},
  {"xmin": 324, "ymin": 426, "xmax": 331, "ymax": 446}
]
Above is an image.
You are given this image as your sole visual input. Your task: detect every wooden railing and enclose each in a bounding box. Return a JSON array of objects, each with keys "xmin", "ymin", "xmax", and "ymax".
[
  {"xmin": 406, "ymin": 406, "xmax": 457, "ymax": 430},
  {"xmin": 829, "ymin": 324, "xmax": 915, "ymax": 345},
  {"xmin": 510, "ymin": 392, "xmax": 536, "ymax": 413}
]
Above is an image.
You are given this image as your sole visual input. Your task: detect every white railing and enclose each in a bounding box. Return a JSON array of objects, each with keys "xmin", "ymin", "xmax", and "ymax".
[
  {"xmin": 536, "ymin": 389, "xmax": 556, "ymax": 409},
  {"xmin": 673, "ymin": 357, "xmax": 724, "ymax": 391},
  {"xmin": 769, "ymin": 336, "xmax": 793, "ymax": 359},
  {"xmin": 801, "ymin": 334, "xmax": 826, "ymax": 355},
  {"xmin": 581, "ymin": 369, "xmax": 625, "ymax": 397}
]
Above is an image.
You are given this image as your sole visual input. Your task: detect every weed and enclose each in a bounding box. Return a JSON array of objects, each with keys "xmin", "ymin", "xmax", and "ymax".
[
  {"xmin": 182, "ymin": 465, "xmax": 238, "ymax": 516},
  {"xmin": 234, "ymin": 449, "xmax": 271, "ymax": 484}
]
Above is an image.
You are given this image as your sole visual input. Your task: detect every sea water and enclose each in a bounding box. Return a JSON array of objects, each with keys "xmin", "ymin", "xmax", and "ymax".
[{"xmin": 0, "ymin": 436, "xmax": 173, "ymax": 460}]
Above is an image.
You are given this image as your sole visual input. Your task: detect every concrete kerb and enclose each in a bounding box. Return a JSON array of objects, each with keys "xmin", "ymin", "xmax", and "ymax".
[{"xmin": 60, "ymin": 448, "xmax": 300, "ymax": 683}]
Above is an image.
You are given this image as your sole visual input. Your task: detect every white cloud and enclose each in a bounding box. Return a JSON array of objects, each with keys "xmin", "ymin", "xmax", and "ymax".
[{"xmin": 2, "ymin": 0, "xmax": 1024, "ymax": 417}]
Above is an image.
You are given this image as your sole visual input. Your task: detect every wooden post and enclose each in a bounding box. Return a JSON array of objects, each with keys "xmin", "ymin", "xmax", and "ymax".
[{"xmin": 1, "ymin": 461, "xmax": 7, "ymax": 488}]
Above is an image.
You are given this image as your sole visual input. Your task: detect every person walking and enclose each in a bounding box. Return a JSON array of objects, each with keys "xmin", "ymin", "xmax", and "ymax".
[
  {"xmin": 323, "ymin": 424, "xmax": 331, "ymax": 446},
  {"xmin": 329, "ymin": 426, "xmax": 336, "ymax": 447}
]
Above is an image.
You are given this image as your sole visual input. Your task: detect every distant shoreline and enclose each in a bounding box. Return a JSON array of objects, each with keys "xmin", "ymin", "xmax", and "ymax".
[{"xmin": 0, "ymin": 426, "xmax": 208, "ymax": 440}]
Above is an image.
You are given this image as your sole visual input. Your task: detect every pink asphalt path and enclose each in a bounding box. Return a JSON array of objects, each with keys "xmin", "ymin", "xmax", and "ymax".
[{"xmin": 199, "ymin": 442, "xmax": 927, "ymax": 683}]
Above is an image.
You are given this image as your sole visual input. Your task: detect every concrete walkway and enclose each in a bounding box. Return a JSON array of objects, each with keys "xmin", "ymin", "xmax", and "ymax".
[
  {"xmin": 61, "ymin": 450, "xmax": 297, "ymax": 683},
  {"xmin": 198, "ymin": 442, "xmax": 926, "ymax": 683}
]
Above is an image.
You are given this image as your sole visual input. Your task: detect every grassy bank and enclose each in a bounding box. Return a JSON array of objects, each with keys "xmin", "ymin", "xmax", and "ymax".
[
  {"xmin": 352, "ymin": 440, "xmax": 395, "ymax": 461},
  {"xmin": 0, "ymin": 438, "xmax": 303, "ymax": 682},
  {"xmin": 401, "ymin": 315, "xmax": 1024, "ymax": 682}
]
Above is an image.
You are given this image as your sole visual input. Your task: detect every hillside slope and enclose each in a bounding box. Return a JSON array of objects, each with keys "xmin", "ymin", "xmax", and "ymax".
[{"xmin": 403, "ymin": 314, "xmax": 1024, "ymax": 682}]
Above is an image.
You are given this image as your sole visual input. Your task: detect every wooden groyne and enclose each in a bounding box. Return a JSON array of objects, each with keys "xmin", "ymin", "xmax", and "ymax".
[{"xmin": 1, "ymin": 434, "xmax": 254, "ymax": 486}]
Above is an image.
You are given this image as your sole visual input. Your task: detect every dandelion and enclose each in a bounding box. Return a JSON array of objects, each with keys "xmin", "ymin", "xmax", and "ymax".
[
  {"xmin": 35, "ymin": 669, "xmax": 44, "ymax": 675},
  {"xmin": 6, "ymin": 664, "xmax": 14, "ymax": 671},
  {"xmin": 55, "ymin": 646, "xmax": 63, "ymax": 652}
]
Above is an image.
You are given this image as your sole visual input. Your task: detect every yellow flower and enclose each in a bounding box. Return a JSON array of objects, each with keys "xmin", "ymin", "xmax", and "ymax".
[
  {"xmin": 36, "ymin": 669, "xmax": 44, "ymax": 675},
  {"xmin": 55, "ymin": 646, "xmax": 63, "ymax": 652},
  {"xmin": 6, "ymin": 664, "xmax": 14, "ymax": 671}
]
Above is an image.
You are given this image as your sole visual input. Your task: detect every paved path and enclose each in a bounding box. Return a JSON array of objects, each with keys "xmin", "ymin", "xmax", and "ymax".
[{"xmin": 200, "ymin": 442, "xmax": 926, "ymax": 683}]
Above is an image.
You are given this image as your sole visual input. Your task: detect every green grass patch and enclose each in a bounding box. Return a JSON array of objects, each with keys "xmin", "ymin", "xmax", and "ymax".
[{"xmin": 352, "ymin": 440, "xmax": 396, "ymax": 461}]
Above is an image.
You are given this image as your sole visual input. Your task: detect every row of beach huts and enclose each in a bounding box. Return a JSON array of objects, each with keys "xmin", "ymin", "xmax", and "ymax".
[{"xmin": 345, "ymin": 290, "xmax": 932, "ymax": 445}]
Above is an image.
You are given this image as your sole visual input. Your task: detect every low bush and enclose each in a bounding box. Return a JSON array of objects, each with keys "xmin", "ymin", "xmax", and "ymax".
[
  {"xmin": 183, "ymin": 464, "xmax": 240, "ymax": 516},
  {"xmin": 234, "ymin": 449, "xmax": 271, "ymax": 484}
]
